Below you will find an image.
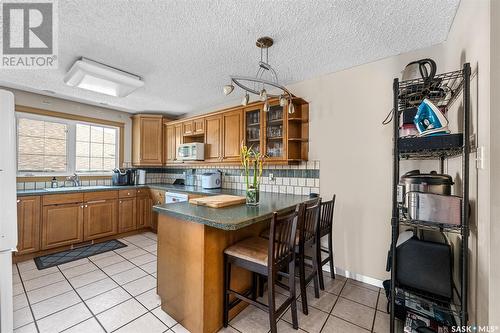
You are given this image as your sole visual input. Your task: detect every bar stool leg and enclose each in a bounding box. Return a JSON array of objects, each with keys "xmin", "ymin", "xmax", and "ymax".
[
  {"xmin": 288, "ymin": 260, "xmax": 299, "ymax": 329},
  {"xmin": 251, "ymin": 272, "xmax": 258, "ymax": 300},
  {"xmin": 298, "ymin": 250, "xmax": 309, "ymax": 315},
  {"xmin": 328, "ymin": 231, "xmax": 335, "ymax": 279},
  {"xmin": 316, "ymin": 236, "xmax": 325, "ymax": 290},
  {"xmin": 311, "ymin": 243, "xmax": 320, "ymax": 298},
  {"xmin": 267, "ymin": 273, "xmax": 278, "ymax": 333},
  {"xmin": 223, "ymin": 255, "xmax": 231, "ymax": 327}
]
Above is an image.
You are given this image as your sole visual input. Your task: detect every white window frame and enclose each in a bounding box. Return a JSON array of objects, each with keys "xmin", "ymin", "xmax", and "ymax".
[{"xmin": 16, "ymin": 112, "xmax": 120, "ymax": 177}]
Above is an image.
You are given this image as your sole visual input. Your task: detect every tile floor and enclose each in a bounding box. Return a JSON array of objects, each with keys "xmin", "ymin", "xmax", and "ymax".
[{"xmin": 12, "ymin": 232, "xmax": 394, "ymax": 333}]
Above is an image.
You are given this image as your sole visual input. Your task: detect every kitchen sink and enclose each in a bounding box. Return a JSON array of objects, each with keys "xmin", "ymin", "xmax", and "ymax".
[{"xmin": 44, "ymin": 186, "xmax": 110, "ymax": 192}]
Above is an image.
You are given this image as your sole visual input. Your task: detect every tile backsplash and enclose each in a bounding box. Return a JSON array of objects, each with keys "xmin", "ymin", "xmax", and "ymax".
[
  {"xmin": 16, "ymin": 160, "xmax": 320, "ymax": 196},
  {"xmin": 143, "ymin": 160, "xmax": 320, "ymax": 196}
]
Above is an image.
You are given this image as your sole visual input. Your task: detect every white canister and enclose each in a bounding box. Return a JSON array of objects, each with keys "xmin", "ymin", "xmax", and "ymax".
[{"xmin": 136, "ymin": 169, "xmax": 146, "ymax": 185}]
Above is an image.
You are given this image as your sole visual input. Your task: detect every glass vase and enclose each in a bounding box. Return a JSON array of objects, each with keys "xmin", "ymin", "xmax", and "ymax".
[{"xmin": 246, "ymin": 186, "xmax": 259, "ymax": 206}]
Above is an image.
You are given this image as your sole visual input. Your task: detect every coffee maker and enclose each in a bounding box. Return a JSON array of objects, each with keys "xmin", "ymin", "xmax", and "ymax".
[{"xmin": 112, "ymin": 168, "xmax": 136, "ymax": 186}]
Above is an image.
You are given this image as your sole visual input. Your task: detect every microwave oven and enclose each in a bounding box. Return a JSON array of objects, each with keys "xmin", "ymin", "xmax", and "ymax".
[{"xmin": 177, "ymin": 143, "xmax": 205, "ymax": 161}]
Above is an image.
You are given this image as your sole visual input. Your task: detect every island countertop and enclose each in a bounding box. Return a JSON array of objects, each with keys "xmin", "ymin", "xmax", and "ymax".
[{"xmin": 153, "ymin": 190, "xmax": 312, "ymax": 230}]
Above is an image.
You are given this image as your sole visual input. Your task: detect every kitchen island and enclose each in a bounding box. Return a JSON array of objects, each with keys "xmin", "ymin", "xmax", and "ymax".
[{"xmin": 153, "ymin": 191, "xmax": 311, "ymax": 333}]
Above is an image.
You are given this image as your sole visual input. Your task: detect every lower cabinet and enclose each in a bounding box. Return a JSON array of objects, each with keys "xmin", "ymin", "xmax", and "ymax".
[
  {"xmin": 16, "ymin": 196, "xmax": 41, "ymax": 255},
  {"xmin": 83, "ymin": 199, "xmax": 118, "ymax": 241},
  {"xmin": 136, "ymin": 194, "xmax": 152, "ymax": 229},
  {"xmin": 119, "ymin": 197, "xmax": 137, "ymax": 233},
  {"xmin": 42, "ymin": 202, "xmax": 84, "ymax": 250}
]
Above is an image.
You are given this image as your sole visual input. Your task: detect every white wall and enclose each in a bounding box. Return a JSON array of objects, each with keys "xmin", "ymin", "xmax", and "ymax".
[
  {"xmin": 2, "ymin": 88, "xmax": 134, "ymax": 165},
  {"xmin": 285, "ymin": 0, "xmax": 490, "ymax": 324}
]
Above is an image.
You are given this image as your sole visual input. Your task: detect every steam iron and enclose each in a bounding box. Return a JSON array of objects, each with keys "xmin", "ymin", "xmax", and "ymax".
[{"xmin": 414, "ymin": 98, "xmax": 450, "ymax": 136}]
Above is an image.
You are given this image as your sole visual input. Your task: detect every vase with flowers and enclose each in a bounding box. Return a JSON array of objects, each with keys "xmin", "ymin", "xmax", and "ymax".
[{"xmin": 240, "ymin": 143, "xmax": 266, "ymax": 206}]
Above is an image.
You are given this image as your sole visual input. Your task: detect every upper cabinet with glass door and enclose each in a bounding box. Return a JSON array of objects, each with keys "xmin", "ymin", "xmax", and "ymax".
[
  {"xmin": 264, "ymin": 102, "xmax": 286, "ymax": 160},
  {"xmin": 244, "ymin": 105, "xmax": 263, "ymax": 155}
]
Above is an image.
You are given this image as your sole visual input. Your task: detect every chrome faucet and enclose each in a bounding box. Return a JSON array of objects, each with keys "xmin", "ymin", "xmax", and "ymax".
[{"xmin": 66, "ymin": 173, "xmax": 81, "ymax": 187}]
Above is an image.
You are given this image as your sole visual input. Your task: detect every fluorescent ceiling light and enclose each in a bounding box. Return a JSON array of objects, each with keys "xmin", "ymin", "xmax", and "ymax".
[{"xmin": 64, "ymin": 58, "xmax": 144, "ymax": 97}]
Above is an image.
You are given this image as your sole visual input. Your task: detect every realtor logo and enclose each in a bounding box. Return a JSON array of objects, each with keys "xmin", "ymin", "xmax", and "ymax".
[{"xmin": 1, "ymin": 0, "xmax": 58, "ymax": 68}]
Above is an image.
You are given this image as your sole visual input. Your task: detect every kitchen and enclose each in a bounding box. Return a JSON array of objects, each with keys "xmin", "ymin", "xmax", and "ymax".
[{"xmin": 0, "ymin": 1, "xmax": 498, "ymax": 333}]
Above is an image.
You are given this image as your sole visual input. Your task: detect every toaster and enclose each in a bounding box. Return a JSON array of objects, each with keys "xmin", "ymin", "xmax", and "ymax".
[{"xmin": 201, "ymin": 171, "xmax": 222, "ymax": 189}]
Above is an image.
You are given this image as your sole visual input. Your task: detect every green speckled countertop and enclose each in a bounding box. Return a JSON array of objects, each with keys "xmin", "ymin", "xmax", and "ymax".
[
  {"xmin": 17, "ymin": 183, "xmax": 312, "ymax": 231},
  {"xmin": 153, "ymin": 191, "xmax": 312, "ymax": 230}
]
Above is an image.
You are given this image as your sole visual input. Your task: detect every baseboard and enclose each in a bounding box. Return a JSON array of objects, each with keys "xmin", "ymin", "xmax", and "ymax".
[{"xmin": 322, "ymin": 265, "xmax": 385, "ymax": 289}]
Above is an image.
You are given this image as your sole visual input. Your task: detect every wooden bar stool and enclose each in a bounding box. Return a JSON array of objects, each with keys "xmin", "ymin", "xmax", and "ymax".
[
  {"xmin": 316, "ymin": 195, "xmax": 336, "ymax": 290},
  {"xmin": 223, "ymin": 208, "xmax": 301, "ymax": 333},
  {"xmin": 259, "ymin": 198, "xmax": 322, "ymax": 315}
]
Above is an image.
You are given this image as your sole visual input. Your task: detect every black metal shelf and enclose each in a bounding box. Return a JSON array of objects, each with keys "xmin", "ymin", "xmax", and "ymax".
[
  {"xmin": 389, "ymin": 63, "xmax": 471, "ymax": 332},
  {"xmin": 399, "ymin": 218, "xmax": 463, "ymax": 234}
]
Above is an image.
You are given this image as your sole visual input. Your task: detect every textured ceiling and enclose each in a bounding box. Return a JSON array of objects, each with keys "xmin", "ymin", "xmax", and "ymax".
[{"xmin": 0, "ymin": 0, "xmax": 460, "ymax": 115}]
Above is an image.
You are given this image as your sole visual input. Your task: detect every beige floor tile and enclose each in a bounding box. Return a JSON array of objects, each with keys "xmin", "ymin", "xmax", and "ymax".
[
  {"xmin": 331, "ymin": 297, "xmax": 375, "ymax": 330},
  {"xmin": 134, "ymin": 238, "xmax": 157, "ymax": 248},
  {"xmin": 114, "ymin": 243, "xmax": 139, "ymax": 254},
  {"xmin": 129, "ymin": 253, "xmax": 156, "ymax": 266},
  {"xmin": 63, "ymin": 317, "xmax": 105, "ymax": 333},
  {"xmin": 96, "ymin": 298, "xmax": 147, "ymax": 332},
  {"xmin": 61, "ymin": 262, "xmax": 98, "ymax": 279},
  {"xmin": 13, "ymin": 273, "xmax": 21, "ymax": 284},
  {"xmin": 230, "ymin": 305, "xmax": 270, "ymax": 333},
  {"xmin": 36, "ymin": 303, "xmax": 92, "ymax": 333},
  {"xmin": 283, "ymin": 302, "xmax": 329, "ymax": 333},
  {"xmin": 120, "ymin": 248, "xmax": 148, "ymax": 260},
  {"xmin": 17, "ymin": 260, "xmax": 37, "ymax": 273},
  {"xmin": 13, "ymin": 292, "xmax": 29, "ymax": 311},
  {"xmin": 171, "ymin": 323, "xmax": 190, "ymax": 333},
  {"xmin": 346, "ymin": 279, "xmax": 381, "ymax": 292},
  {"xmin": 303, "ymin": 287, "xmax": 338, "ymax": 312},
  {"xmin": 91, "ymin": 254, "xmax": 126, "ymax": 268},
  {"xmin": 19, "ymin": 266, "xmax": 59, "ymax": 281},
  {"xmin": 377, "ymin": 290, "xmax": 388, "ymax": 312},
  {"xmin": 68, "ymin": 269, "xmax": 107, "ymax": 289},
  {"xmin": 152, "ymin": 306, "xmax": 177, "ymax": 327},
  {"xmin": 57, "ymin": 258, "xmax": 90, "ymax": 270},
  {"xmin": 135, "ymin": 288, "xmax": 161, "ymax": 310},
  {"xmin": 13, "ymin": 306, "xmax": 34, "ymax": 329},
  {"xmin": 275, "ymin": 319, "xmax": 308, "ymax": 332},
  {"xmin": 13, "ymin": 322, "xmax": 37, "ymax": 333},
  {"xmin": 76, "ymin": 277, "xmax": 118, "ymax": 300},
  {"xmin": 142, "ymin": 232, "xmax": 157, "ymax": 240},
  {"xmin": 85, "ymin": 287, "xmax": 131, "ymax": 315},
  {"xmin": 322, "ymin": 315, "xmax": 370, "ymax": 333},
  {"xmin": 139, "ymin": 261, "xmax": 157, "ymax": 274},
  {"xmin": 122, "ymin": 275, "xmax": 157, "ymax": 296},
  {"xmin": 23, "ymin": 271, "xmax": 65, "ymax": 291},
  {"xmin": 373, "ymin": 310, "xmax": 390, "ymax": 333},
  {"xmin": 27, "ymin": 280, "xmax": 73, "ymax": 304},
  {"xmin": 89, "ymin": 250, "xmax": 116, "ymax": 261},
  {"xmin": 13, "ymin": 283, "xmax": 25, "ymax": 296},
  {"xmin": 112, "ymin": 267, "xmax": 148, "ymax": 285},
  {"xmin": 340, "ymin": 283, "xmax": 378, "ymax": 308},
  {"xmin": 322, "ymin": 276, "xmax": 346, "ymax": 295},
  {"xmin": 114, "ymin": 312, "xmax": 167, "ymax": 333},
  {"xmin": 31, "ymin": 290, "xmax": 80, "ymax": 319},
  {"xmin": 101, "ymin": 260, "xmax": 135, "ymax": 276},
  {"xmin": 142, "ymin": 244, "xmax": 158, "ymax": 252},
  {"xmin": 122, "ymin": 234, "xmax": 150, "ymax": 244}
]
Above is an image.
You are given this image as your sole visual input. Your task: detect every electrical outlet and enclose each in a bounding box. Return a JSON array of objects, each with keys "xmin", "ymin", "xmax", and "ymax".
[{"xmin": 269, "ymin": 173, "xmax": 275, "ymax": 181}]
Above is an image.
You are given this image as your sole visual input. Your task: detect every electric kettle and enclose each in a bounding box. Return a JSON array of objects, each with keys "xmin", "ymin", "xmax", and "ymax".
[{"xmin": 401, "ymin": 58, "xmax": 437, "ymax": 82}]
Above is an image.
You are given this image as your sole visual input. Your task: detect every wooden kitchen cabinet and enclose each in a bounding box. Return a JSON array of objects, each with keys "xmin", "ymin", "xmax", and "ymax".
[
  {"xmin": 42, "ymin": 202, "xmax": 84, "ymax": 250},
  {"xmin": 204, "ymin": 114, "xmax": 222, "ymax": 162},
  {"xmin": 182, "ymin": 121, "xmax": 193, "ymax": 136},
  {"xmin": 137, "ymin": 193, "xmax": 152, "ymax": 229},
  {"xmin": 16, "ymin": 196, "xmax": 41, "ymax": 255},
  {"xmin": 83, "ymin": 199, "xmax": 118, "ymax": 241},
  {"xmin": 193, "ymin": 118, "xmax": 204, "ymax": 134},
  {"xmin": 132, "ymin": 114, "xmax": 164, "ymax": 166},
  {"xmin": 222, "ymin": 109, "xmax": 243, "ymax": 161},
  {"xmin": 118, "ymin": 197, "xmax": 136, "ymax": 233}
]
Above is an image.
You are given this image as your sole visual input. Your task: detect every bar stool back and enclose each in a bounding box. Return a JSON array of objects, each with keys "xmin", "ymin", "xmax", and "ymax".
[{"xmin": 223, "ymin": 207, "xmax": 302, "ymax": 333}]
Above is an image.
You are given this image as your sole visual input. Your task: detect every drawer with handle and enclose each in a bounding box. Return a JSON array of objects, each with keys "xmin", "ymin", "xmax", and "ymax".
[{"xmin": 119, "ymin": 189, "xmax": 137, "ymax": 198}]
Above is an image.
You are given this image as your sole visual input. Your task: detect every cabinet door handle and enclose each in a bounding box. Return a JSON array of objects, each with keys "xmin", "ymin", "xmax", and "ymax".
[
  {"xmin": 86, "ymin": 200, "xmax": 106, "ymax": 204},
  {"xmin": 84, "ymin": 204, "xmax": 88, "ymax": 208},
  {"xmin": 81, "ymin": 205, "xmax": 84, "ymax": 208},
  {"xmin": 17, "ymin": 199, "xmax": 21, "ymax": 203}
]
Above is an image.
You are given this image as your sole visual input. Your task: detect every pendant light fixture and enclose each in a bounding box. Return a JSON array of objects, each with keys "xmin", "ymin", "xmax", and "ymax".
[{"xmin": 223, "ymin": 37, "xmax": 295, "ymax": 113}]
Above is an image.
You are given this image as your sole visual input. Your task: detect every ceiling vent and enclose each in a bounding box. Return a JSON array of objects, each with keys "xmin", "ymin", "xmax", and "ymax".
[{"xmin": 64, "ymin": 58, "xmax": 144, "ymax": 97}]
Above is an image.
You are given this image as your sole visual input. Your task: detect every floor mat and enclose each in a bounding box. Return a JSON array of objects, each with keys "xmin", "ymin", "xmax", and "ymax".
[{"xmin": 34, "ymin": 239, "xmax": 127, "ymax": 270}]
